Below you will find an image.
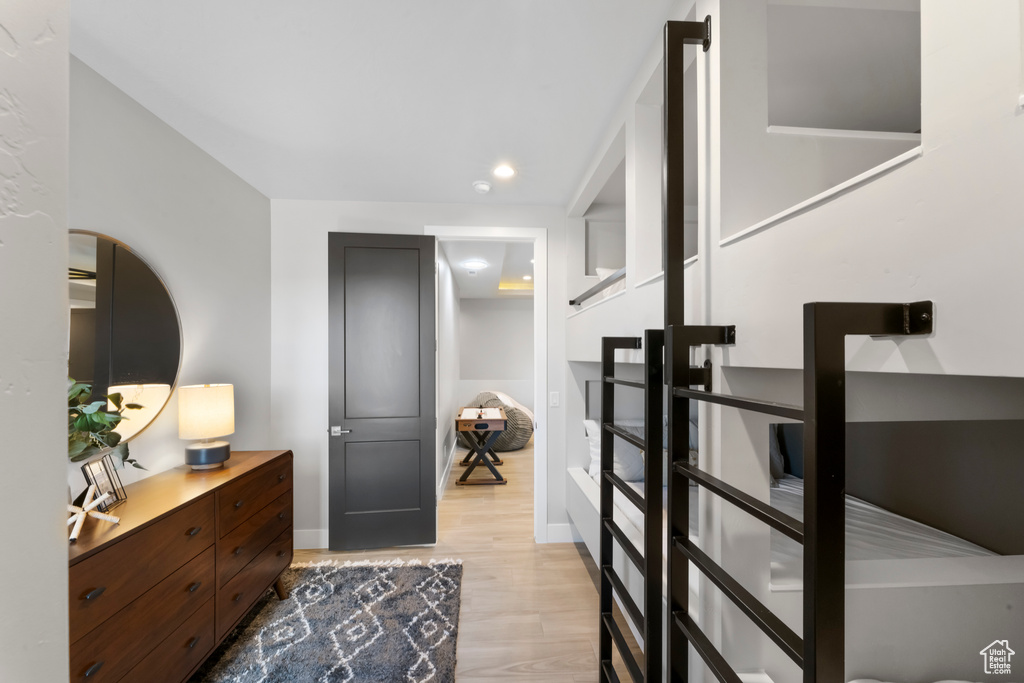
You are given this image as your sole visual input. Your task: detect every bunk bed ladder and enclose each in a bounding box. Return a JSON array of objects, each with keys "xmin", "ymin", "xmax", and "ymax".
[
  {"xmin": 665, "ymin": 302, "xmax": 934, "ymax": 683},
  {"xmin": 598, "ymin": 330, "xmax": 664, "ymax": 683}
]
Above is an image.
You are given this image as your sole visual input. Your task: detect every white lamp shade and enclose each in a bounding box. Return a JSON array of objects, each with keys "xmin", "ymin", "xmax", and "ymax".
[
  {"xmin": 178, "ymin": 384, "xmax": 235, "ymax": 440},
  {"xmin": 107, "ymin": 383, "xmax": 172, "ymax": 441}
]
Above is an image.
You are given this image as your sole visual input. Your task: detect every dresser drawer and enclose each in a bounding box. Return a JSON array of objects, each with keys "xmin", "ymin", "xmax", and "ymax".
[
  {"xmin": 216, "ymin": 527, "xmax": 293, "ymax": 639},
  {"xmin": 70, "ymin": 546, "xmax": 215, "ymax": 682},
  {"xmin": 69, "ymin": 495, "xmax": 215, "ymax": 644},
  {"xmin": 217, "ymin": 455, "xmax": 292, "ymax": 537},
  {"xmin": 218, "ymin": 490, "xmax": 292, "ymax": 588},
  {"xmin": 122, "ymin": 598, "xmax": 214, "ymax": 683}
]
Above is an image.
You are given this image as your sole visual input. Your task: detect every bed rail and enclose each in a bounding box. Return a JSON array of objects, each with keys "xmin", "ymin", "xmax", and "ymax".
[
  {"xmin": 598, "ymin": 331, "xmax": 664, "ymax": 683},
  {"xmin": 666, "ymin": 301, "xmax": 934, "ymax": 683},
  {"xmin": 570, "ymin": 266, "xmax": 626, "ymax": 307}
]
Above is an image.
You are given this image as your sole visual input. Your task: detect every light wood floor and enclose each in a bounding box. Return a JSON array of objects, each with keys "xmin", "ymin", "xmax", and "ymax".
[{"xmin": 294, "ymin": 441, "xmax": 608, "ymax": 681}]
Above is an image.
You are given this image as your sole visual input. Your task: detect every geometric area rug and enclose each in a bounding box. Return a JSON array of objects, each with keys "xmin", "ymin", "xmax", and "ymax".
[{"xmin": 191, "ymin": 559, "xmax": 463, "ymax": 683}]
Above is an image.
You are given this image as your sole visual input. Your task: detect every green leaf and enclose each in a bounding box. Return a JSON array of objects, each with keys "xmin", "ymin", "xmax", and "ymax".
[
  {"xmin": 85, "ymin": 413, "xmax": 112, "ymax": 430},
  {"xmin": 125, "ymin": 403, "xmax": 144, "ymax": 411},
  {"xmin": 70, "ymin": 444, "xmax": 101, "ymax": 462},
  {"xmin": 67, "ymin": 378, "xmax": 93, "ymax": 405},
  {"xmin": 81, "ymin": 401, "xmax": 105, "ymax": 415},
  {"xmin": 111, "ymin": 443, "xmax": 130, "ymax": 470},
  {"xmin": 68, "ymin": 439, "xmax": 89, "ymax": 458},
  {"xmin": 107, "ymin": 393, "xmax": 123, "ymax": 411}
]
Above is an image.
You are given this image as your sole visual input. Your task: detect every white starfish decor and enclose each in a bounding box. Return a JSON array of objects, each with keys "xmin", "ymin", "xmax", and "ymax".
[{"xmin": 68, "ymin": 484, "xmax": 120, "ymax": 543}]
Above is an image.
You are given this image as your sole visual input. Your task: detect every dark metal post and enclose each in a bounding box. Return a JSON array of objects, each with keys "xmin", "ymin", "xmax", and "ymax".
[
  {"xmin": 802, "ymin": 301, "xmax": 933, "ymax": 683},
  {"xmin": 644, "ymin": 329, "xmax": 665, "ymax": 682},
  {"xmin": 665, "ymin": 326, "xmax": 689, "ymax": 683},
  {"xmin": 599, "ymin": 337, "xmax": 616, "ymax": 682},
  {"xmin": 663, "ymin": 21, "xmax": 687, "ymax": 329},
  {"xmin": 802, "ymin": 304, "xmax": 846, "ymax": 683}
]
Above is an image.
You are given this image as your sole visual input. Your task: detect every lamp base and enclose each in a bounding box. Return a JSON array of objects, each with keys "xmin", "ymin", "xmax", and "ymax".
[{"xmin": 186, "ymin": 441, "xmax": 231, "ymax": 470}]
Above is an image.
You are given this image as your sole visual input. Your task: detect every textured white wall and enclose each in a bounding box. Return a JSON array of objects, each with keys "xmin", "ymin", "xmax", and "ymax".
[
  {"xmin": 435, "ymin": 248, "xmax": 461, "ymax": 496},
  {"xmin": 69, "ymin": 58, "xmax": 272, "ymax": 488},
  {"xmin": 0, "ymin": 1, "xmax": 71, "ymax": 680},
  {"xmin": 269, "ymin": 200, "xmax": 566, "ymax": 547}
]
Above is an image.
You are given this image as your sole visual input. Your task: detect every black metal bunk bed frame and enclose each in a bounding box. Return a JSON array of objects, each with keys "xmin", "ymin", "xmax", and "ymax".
[
  {"xmin": 598, "ymin": 332, "xmax": 663, "ymax": 682},
  {"xmin": 592, "ymin": 17, "xmax": 937, "ymax": 683}
]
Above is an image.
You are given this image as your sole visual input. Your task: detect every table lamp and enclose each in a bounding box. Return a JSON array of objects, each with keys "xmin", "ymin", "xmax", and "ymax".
[{"xmin": 179, "ymin": 383, "xmax": 234, "ymax": 470}]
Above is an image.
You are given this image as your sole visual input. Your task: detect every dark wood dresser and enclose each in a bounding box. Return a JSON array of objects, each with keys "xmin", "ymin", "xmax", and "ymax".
[{"xmin": 68, "ymin": 450, "xmax": 294, "ymax": 682}]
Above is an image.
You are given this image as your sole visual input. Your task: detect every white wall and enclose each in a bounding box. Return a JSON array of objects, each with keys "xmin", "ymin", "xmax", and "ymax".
[
  {"xmin": 693, "ymin": 2, "xmax": 1024, "ymax": 680},
  {"xmin": 69, "ymin": 58, "xmax": 272, "ymax": 487},
  {"xmin": 269, "ymin": 200, "xmax": 567, "ymax": 547},
  {"xmin": 0, "ymin": 1, "xmax": 71, "ymax": 680},
  {"xmin": 719, "ymin": 1, "xmax": 921, "ymax": 239},
  {"xmin": 706, "ymin": 1, "xmax": 1024, "ymax": 377},
  {"xmin": 435, "ymin": 247, "xmax": 461, "ymax": 497},
  {"xmin": 458, "ymin": 298, "xmax": 534, "ymax": 410}
]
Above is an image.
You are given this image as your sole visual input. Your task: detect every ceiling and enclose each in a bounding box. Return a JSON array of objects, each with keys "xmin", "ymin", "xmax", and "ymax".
[
  {"xmin": 70, "ymin": 1, "xmax": 678, "ymax": 206},
  {"xmin": 440, "ymin": 240, "xmax": 534, "ymax": 299}
]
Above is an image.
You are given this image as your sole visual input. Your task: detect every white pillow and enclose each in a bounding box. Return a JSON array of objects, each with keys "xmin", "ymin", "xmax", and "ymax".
[
  {"xmin": 584, "ymin": 419, "xmax": 645, "ymax": 482},
  {"xmin": 595, "ymin": 267, "xmax": 626, "ymax": 300}
]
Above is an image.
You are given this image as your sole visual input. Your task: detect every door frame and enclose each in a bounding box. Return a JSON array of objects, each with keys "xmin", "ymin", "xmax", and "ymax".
[{"xmin": 425, "ymin": 225, "xmax": 549, "ymax": 543}]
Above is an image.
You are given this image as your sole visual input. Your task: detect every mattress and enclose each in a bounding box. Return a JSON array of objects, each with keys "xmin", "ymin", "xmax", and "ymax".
[{"xmin": 770, "ymin": 475, "xmax": 996, "ymax": 584}]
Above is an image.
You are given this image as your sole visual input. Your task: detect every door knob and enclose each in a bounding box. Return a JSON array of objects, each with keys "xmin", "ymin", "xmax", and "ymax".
[{"xmin": 329, "ymin": 426, "xmax": 352, "ymax": 436}]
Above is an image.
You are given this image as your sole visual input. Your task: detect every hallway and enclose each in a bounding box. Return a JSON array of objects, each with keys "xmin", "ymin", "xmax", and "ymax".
[{"xmin": 294, "ymin": 442, "xmax": 604, "ymax": 681}]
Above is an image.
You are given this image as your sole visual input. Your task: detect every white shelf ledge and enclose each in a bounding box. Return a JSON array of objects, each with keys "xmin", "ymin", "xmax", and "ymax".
[{"xmin": 767, "ymin": 125, "xmax": 921, "ymax": 142}]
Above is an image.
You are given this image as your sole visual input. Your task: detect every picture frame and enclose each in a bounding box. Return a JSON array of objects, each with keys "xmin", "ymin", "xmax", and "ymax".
[{"xmin": 81, "ymin": 454, "xmax": 127, "ymax": 512}]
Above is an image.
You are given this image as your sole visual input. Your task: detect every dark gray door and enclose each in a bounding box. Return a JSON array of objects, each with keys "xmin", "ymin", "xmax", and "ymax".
[{"xmin": 328, "ymin": 232, "xmax": 436, "ymax": 550}]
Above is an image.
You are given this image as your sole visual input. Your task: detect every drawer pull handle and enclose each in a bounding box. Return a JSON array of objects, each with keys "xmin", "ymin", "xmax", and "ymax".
[
  {"xmin": 278, "ymin": 474, "xmax": 286, "ymax": 482},
  {"xmin": 278, "ymin": 512, "xmax": 285, "ymax": 521},
  {"xmin": 233, "ymin": 592, "xmax": 244, "ymax": 603},
  {"xmin": 187, "ymin": 526, "xmax": 202, "ymax": 537},
  {"xmin": 84, "ymin": 661, "xmax": 104, "ymax": 677},
  {"xmin": 234, "ymin": 546, "xmax": 243, "ymax": 556},
  {"xmin": 188, "ymin": 636, "xmax": 201, "ymax": 650},
  {"xmin": 234, "ymin": 500, "xmax": 244, "ymax": 509},
  {"xmin": 277, "ymin": 549, "xmax": 285, "ymax": 557},
  {"xmin": 83, "ymin": 586, "xmax": 106, "ymax": 601},
  {"xmin": 188, "ymin": 581, "xmax": 202, "ymax": 593}
]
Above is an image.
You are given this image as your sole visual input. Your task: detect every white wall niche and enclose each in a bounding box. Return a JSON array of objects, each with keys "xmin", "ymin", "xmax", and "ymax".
[{"xmin": 719, "ymin": 0, "xmax": 923, "ymax": 241}]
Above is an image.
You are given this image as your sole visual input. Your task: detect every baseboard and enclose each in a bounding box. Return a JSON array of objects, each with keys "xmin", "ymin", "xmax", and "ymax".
[
  {"xmin": 544, "ymin": 523, "xmax": 576, "ymax": 543},
  {"xmin": 437, "ymin": 439, "xmax": 457, "ymax": 502},
  {"xmin": 294, "ymin": 528, "xmax": 327, "ymax": 550}
]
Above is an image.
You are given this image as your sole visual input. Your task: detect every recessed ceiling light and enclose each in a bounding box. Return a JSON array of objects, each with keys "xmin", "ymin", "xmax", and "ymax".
[
  {"xmin": 493, "ymin": 164, "xmax": 516, "ymax": 179},
  {"xmin": 523, "ymin": 275, "xmax": 532, "ymax": 281},
  {"xmin": 472, "ymin": 180, "xmax": 491, "ymax": 194},
  {"xmin": 461, "ymin": 259, "xmax": 488, "ymax": 270}
]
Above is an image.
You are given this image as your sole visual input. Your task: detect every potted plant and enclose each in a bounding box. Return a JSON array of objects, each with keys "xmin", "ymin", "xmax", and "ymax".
[{"xmin": 68, "ymin": 377, "xmax": 145, "ymax": 470}]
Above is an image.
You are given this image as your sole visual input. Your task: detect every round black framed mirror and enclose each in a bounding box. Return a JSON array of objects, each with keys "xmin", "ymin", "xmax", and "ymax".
[{"xmin": 68, "ymin": 230, "xmax": 182, "ymax": 444}]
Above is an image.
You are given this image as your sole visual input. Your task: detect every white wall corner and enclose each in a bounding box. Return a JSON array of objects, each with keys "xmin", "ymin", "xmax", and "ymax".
[
  {"xmin": 0, "ymin": 1, "xmax": 71, "ymax": 679},
  {"xmin": 544, "ymin": 523, "xmax": 577, "ymax": 544},
  {"xmin": 437, "ymin": 439, "xmax": 457, "ymax": 502},
  {"xmin": 294, "ymin": 528, "xmax": 329, "ymax": 550}
]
